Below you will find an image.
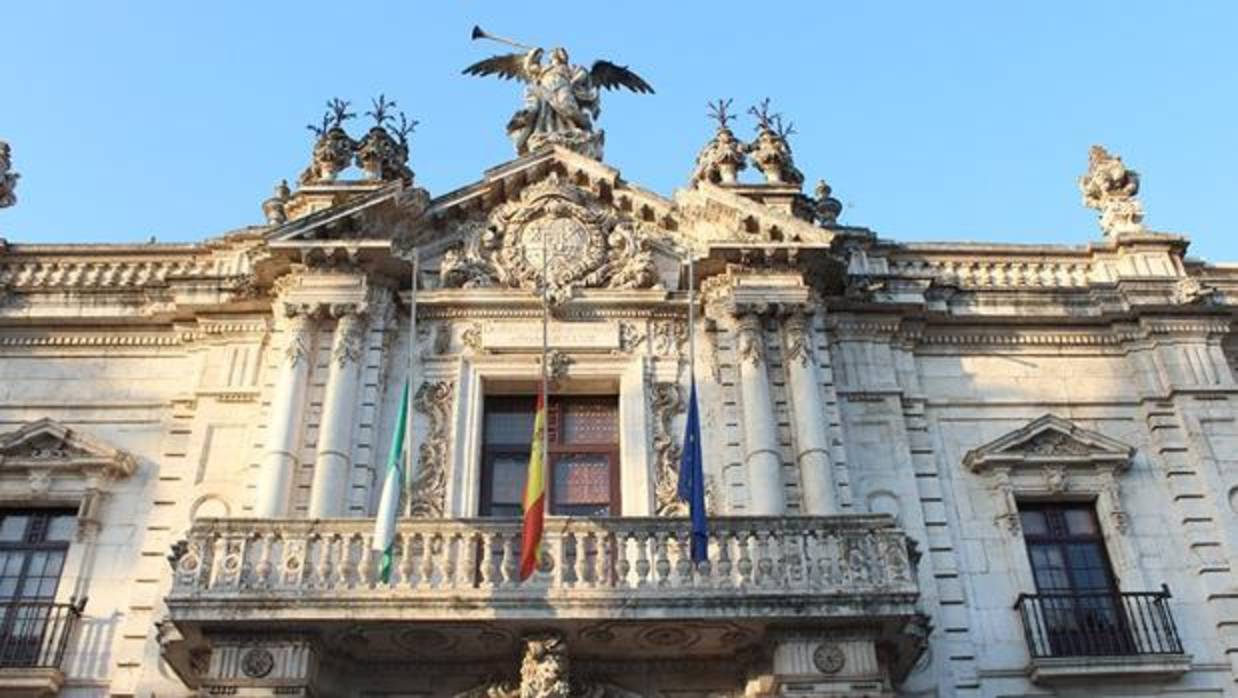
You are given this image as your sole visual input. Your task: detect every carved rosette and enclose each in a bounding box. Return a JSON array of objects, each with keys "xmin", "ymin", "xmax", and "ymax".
[
  {"xmin": 439, "ymin": 174, "xmax": 660, "ymax": 304},
  {"xmin": 409, "ymin": 381, "xmax": 455, "ymax": 518}
]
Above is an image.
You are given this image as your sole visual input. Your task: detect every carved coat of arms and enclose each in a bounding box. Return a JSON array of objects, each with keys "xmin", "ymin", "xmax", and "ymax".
[{"xmin": 440, "ymin": 173, "xmax": 660, "ymax": 304}]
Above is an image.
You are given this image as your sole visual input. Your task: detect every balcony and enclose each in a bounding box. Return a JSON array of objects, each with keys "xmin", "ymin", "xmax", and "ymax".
[
  {"xmin": 0, "ymin": 601, "xmax": 83, "ymax": 698},
  {"xmin": 1014, "ymin": 586, "xmax": 1192, "ymax": 684},
  {"xmin": 163, "ymin": 514, "xmax": 926, "ymax": 686}
]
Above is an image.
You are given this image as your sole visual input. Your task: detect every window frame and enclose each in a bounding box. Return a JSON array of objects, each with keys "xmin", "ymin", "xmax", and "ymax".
[{"xmin": 479, "ymin": 394, "xmax": 623, "ymax": 518}]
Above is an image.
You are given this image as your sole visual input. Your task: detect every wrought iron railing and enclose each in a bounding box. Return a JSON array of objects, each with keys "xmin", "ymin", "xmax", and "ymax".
[
  {"xmin": 0, "ymin": 600, "xmax": 84, "ymax": 669},
  {"xmin": 1014, "ymin": 586, "xmax": 1184, "ymax": 659}
]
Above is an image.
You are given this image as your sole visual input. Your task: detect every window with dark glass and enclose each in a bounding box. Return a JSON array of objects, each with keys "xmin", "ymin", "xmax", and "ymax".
[
  {"xmin": 1019, "ymin": 502, "xmax": 1132, "ymax": 655},
  {"xmin": 0, "ymin": 509, "xmax": 75, "ymax": 666},
  {"xmin": 481, "ymin": 395, "xmax": 620, "ymax": 517}
]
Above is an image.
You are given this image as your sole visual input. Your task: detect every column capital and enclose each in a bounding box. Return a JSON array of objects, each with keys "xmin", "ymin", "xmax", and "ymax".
[{"xmin": 330, "ymin": 310, "xmax": 367, "ymax": 367}]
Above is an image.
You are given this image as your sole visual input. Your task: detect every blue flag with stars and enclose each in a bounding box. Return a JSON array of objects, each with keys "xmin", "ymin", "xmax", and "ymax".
[{"xmin": 677, "ymin": 376, "xmax": 708, "ymax": 562}]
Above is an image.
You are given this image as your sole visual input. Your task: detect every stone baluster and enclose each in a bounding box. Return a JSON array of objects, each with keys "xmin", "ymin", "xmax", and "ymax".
[
  {"xmin": 309, "ymin": 304, "xmax": 368, "ymax": 518},
  {"xmin": 735, "ymin": 310, "xmax": 787, "ymax": 515},
  {"xmin": 255, "ymin": 303, "xmax": 319, "ymax": 518},
  {"xmin": 781, "ymin": 309, "xmax": 840, "ymax": 514}
]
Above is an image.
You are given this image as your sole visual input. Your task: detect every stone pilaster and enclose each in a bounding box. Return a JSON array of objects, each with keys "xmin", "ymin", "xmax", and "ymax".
[
  {"xmin": 308, "ymin": 304, "xmax": 368, "ymax": 518},
  {"xmin": 254, "ymin": 303, "xmax": 318, "ymax": 518},
  {"xmin": 735, "ymin": 310, "xmax": 786, "ymax": 516},
  {"xmin": 781, "ymin": 309, "xmax": 839, "ymax": 514}
]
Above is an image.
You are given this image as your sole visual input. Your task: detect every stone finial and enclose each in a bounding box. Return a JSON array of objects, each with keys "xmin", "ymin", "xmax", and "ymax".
[
  {"xmin": 261, "ymin": 180, "xmax": 290, "ymax": 225},
  {"xmin": 355, "ymin": 94, "xmax": 417, "ymax": 184},
  {"xmin": 0, "ymin": 140, "xmax": 19, "ymax": 209},
  {"xmin": 747, "ymin": 99, "xmax": 803, "ymax": 186},
  {"xmin": 298, "ymin": 98, "xmax": 358, "ymax": 185},
  {"xmin": 690, "ymin": 99, "xmax": 748, "ymax": 185},
  {"xmin": 1079, "ymin": 144, "xmax": 1144, "ymax": 237},
  {"xmin": 812, "ymin": 180, "xmax": 843, "ymax": 226}
]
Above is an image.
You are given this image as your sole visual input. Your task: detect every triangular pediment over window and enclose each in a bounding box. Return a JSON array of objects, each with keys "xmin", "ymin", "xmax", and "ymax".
[
  {"xmin": 962, "ymin": 414, "xmax": 1134, "ymax": 473},
  {"xmin": 0, "ymin": 418, "xmax": 137, "ymax": 480}
]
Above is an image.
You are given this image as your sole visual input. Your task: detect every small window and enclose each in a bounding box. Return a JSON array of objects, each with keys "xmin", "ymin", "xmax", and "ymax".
[{"xmin": 481, "ymin": 395, "xmax": 620, "ymax": 517}]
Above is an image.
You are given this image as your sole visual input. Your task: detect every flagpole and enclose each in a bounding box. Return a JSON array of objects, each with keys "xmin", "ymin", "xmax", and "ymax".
[
  {"xmin": 687, "ymin": 255, "xmax": 695, "ymax": 381},
  {"xmin": 541, "ymin": 229, "xmax": 550, "ymax": 515},
  {"xmin": 407, "ymin": 249, "xmax": 418, "ymax": 508}
]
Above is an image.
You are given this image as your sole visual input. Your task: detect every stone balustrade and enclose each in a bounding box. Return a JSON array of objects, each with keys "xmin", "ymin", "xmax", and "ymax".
[{"xmin": 166, "ymin": 515, "xmax": 919, "ymax": 623}]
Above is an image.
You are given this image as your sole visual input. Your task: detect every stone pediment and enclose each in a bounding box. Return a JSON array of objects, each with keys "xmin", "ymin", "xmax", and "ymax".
[
  {"xmin": 265, "ymin": 181, "xmax": 430, "ymax": 245},
  {"xmin": 0, "ymin": 417, "xmax": 138, "ymax": 480},
  {"xmin": 962, "ymin": 414, "xmax": 1134, "ymax": 473}
]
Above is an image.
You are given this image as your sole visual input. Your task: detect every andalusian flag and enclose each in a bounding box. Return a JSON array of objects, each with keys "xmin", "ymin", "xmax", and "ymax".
[
  {"xmin": 518, "ymin": 390, "xmax": 548, "ymax": 581},
  {"xmin": 372, "ymin": 379, "xmax": 410, "ymax": 583}
]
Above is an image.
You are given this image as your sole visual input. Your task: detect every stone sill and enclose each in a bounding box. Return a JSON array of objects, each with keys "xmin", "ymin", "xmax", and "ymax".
[
  {"xmin": 0, "ymin": 667, "xmax": 66, "ymax": 698},
  {"xmin": 1029, "ymin": 653, "xmax": 1192, "ymax": 684}
]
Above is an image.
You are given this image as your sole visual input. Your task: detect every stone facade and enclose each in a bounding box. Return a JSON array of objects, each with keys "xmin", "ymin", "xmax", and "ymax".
[{"xmin": 0, "ymin": 102, "xmax": 1237, "ymax": 698}]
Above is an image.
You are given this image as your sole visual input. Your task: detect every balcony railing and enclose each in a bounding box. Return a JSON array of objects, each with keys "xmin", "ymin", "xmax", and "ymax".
[
  {"xmin": 0, "ymin": 600, "xmax": 83, "ymax": 670},
  {"xmin": 1014, "ymin": 586, "xmax": 1185, "ymax": 659},
  {"xmin": 167, "ymin": 515, "xmax": 920, "ymax": 622}
]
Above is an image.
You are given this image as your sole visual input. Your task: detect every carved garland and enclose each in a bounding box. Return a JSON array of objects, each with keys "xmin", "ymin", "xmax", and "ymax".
[
  {"xmin": 650, "ymin": 382, "xmax": 687, "ymax": 516},
  {"xmin": 409, "ymin": 381, "xmax": 455, "ymax": 518}
]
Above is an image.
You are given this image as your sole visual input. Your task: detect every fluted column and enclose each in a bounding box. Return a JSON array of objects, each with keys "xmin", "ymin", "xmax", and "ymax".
[
  {"xmin": 308, "ymin": 304, "xmax": 368, "ymax": 518},
  {"xmin": 735, "ymin": 311, "xmax": 786, "ymax": 515},
  {"xmin": 255, "ymin": 304, "xmax": 317, "ymax": 518},
  {"xmin": 782, "ymin": 310, "xmax": 839, "ymax": 514}
]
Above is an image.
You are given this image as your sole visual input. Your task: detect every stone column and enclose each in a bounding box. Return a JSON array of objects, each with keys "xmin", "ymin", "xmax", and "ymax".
[
  {"xmin": 308, "ymin": 305, "xmax": 367, "ymax": 518},
  {"xmin": 735, "ymin": 311, "xmax": 786, "ymax": 515},
  {"xmin": 782, "ymin": 310, "xmax": 839, "ymax": 514},
  {"xmin": 255, "ymin": 304, "xmax": 317, "ymax": 518}
]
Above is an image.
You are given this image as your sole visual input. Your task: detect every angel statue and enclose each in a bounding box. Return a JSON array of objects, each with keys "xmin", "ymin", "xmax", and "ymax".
[{"xmin": 464, "ymin": 26, "xmax": 653, "ymax": 159}]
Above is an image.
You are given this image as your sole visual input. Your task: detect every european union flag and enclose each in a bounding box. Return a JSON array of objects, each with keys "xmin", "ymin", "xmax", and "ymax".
[{"xmin": 677, "ymin": 376, "xmax": 708, "ymax": 562}]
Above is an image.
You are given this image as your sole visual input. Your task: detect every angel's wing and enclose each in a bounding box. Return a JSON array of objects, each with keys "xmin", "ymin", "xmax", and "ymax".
[
  {"xmin": 589, "ymin": 60, "xmax": 655, "ymax": 94},
  {"xmin": 462, "ymin": 52, "xmax": 534, "ymax": 82}
]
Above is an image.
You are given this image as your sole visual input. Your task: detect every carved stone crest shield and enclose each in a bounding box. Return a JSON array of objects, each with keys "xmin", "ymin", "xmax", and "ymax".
[{"xmin": 440, "ymin": 173, "xmax": 660, "ymax": 303}]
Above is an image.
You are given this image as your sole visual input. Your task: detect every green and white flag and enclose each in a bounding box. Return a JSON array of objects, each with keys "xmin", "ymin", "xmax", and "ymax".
[{"xmin": 372, "ymin": 379, "xmax": 410, "ymax": 583}]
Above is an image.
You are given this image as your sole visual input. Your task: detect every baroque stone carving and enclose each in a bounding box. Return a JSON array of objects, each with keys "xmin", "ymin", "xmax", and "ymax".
[
  {"xmin": 240, "ymin": 647, "xmax": 275, "ymax": 678},
  {"xmin": 1172, "ymin": 276, "xmax": 1220, "ymax": 306},
  {"xmin": 439, "ymin": 174, "xmax": 660, "ymax": 304},
  {"xmin": 651, "ymin": 382, "xmax": 687, "ymax": 516},
  {"xmin": 782, "ymin": 312, "xmax": 814, "ymax": 366},
  {"xmin": 651, "ymin": 318, "xmax": 688, "ymax": 358},
  {"xmin": 410, "ymin": 381, "xmax": 455, "ymax": 518},
  {"xmin": 735, "ymin": 313, "xmax": 766, "ymax": 367},
  {"xmin": 812, "ymin": 180, "xmax": 842, "ymax": 226},
  {"xmin": 261, "ymin": 180, "xmax": 290, "ymax": 225},
  {"xmin": 330, "ymin": 306, "xmax": 367, "ymax": 366},
  {"xmin": 1020, "ymin": 430, "xmax": 1092, "ymax": 457},
  {"xmin": 691, "ymin": 99, "xmax": 748, "ymax": 185},
  {"xmin": 463, "ymin": 35, "xmax": 653, "ymax": 159},
  {"xmin": 1, "ymin": 140, "xmax": 20, "ymax": 208},
  {"xmin": 1079, "ymin": 145, "xmax": 1144, "ymax": 237},
  {"xmin": 617, "ymin": 321, "xmax": 645, "ymax": 353},
  {"xmin": 299, "ymin": 99, "xmax": 357, "ymax": 185},
  {"xmin": 355, "ymin": 95, "xmax": 417, "ymax": 184},
  {"xmin": 747, "ymin": 99, "xmax": 803, "ymax": 186},
  {"xmin": 812, "ymin": 643, "xmax": 846, "ymax": 674}
]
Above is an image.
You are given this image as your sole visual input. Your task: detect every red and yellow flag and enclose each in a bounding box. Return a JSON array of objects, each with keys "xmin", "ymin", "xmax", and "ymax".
[{"xmin": 519, "ymin": 391, "xmax": 547, "ymax": 581}]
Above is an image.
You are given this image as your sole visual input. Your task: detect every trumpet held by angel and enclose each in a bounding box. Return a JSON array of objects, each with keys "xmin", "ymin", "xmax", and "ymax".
[{"xmin": 464, "ymin": 26, "xmax": 654, "ymax": 158}]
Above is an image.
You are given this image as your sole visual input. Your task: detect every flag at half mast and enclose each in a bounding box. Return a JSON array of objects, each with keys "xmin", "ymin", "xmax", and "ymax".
[{"xmin": 519, "ymin": 389, "xmax": 548, "ymax": 580}]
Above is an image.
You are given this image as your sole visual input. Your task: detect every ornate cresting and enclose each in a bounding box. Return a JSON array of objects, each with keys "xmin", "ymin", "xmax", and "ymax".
[{"xmin": 438, "ymin": 173, "xmax": 660, "ymax": 304}]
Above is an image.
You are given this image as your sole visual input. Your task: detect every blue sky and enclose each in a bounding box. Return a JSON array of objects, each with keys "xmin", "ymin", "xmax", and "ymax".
[{"xmin": 3, "ymin": 2, "xmax": 1236, "ymax": 261}]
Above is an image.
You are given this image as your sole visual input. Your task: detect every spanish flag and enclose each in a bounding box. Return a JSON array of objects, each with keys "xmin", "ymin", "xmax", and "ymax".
[{"xmin": 519, "ymin": 390, "xmax": 548, "ymax": 581}]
